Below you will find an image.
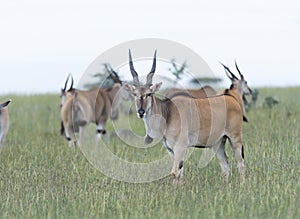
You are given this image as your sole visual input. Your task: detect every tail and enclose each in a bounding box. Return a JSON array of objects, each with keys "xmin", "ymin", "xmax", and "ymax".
[
  {"xmin": 60, "ymin": 121, "xmax": 65, "ymax": 135},
  {"xmin": 0, "ymin": 99, "xmax": 11, "ymax": 109},
  {"xmin": 242, "ymin": 145, "xmax": 244, "ymax": 159},
  {"xmin": 72, "ymin": 92, "xmax": 87, "ymax": 127}
]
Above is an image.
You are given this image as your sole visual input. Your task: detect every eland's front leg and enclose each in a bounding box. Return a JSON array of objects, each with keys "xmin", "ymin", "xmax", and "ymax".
[
  {"xmin": 0, "ymin": 134, "xmax": 6, "ymax": 152},
  {"xmin": 229, "ymin": 137, "xmax": 245, "ymax": 184},
  {"xmin": 64, "ymin": 126, "xmax": 76, "ymax": 148},
  {"xmin": 171, "ymin": 145, "xmax": 187, "ymax": 185},
  {"xmin": 234, "ymin": 144, "xmax": 245, "ymax": 184},
  {"xmin": 96, "ymin": 123, "xmax": 107, "ymax": 139},
  {"xmin": 77, "ymin": 125, "xmax": 87, "ymax": 147},
  {"xmin": 162, "ymin": 137, "xmax": 174, "ymax": 161}
]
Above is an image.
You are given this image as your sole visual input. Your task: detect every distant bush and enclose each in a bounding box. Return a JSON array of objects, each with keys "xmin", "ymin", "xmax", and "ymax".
[{"xmin": 264, "ymin": 96, "xmax": 279, "ymax": 109}]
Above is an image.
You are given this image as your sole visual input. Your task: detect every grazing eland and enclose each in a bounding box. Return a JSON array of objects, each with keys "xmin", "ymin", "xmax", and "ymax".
[
  {"xmin": 125, "ymin": 50, "xmax": 248, "ymax": 185},
  {"xmin": 0, "ymin": 100, "xmax": 11, "ymax": 151}
]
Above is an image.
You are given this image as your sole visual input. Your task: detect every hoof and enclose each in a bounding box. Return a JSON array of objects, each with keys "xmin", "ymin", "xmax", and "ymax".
[
  {"xmin": 221, "ymin": 172, "xmax": 229, "ymax": 184},
  {"xmin": 171, "ymin": 170, "xmax": 179, "ymax": 179},
  {"xmin": 97, "ymin": 129, "xmax": 106, "ymax": 135},
  {"xmin": 144, "ymin": 135, "xmax": 153, "ymax": 144},
  {"xmin": 240, "ymin": 175, "xmax": 245, "ymax": 185},
  {"xmin": 172, "ymin": 174, "xmax": 183, "ymax": 186}
]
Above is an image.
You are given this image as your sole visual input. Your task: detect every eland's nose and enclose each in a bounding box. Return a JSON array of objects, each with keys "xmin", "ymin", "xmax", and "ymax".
[{"xmin": 138, "ymin": 108, "xmax": 145, "ymax": 118}]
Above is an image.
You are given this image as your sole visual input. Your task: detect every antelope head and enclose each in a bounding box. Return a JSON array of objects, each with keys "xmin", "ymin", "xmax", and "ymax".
[
  {"xmin": 104, "ymin": 63, "xmax": 123, "ymax": 85},
  {"xmin": 124, "ymin": 50, "xmax": 162, "ymax": 119},
  {"xmin": 220, "ymin": 61, "xmax": 252, "ymax": 96},
  {"xmin": 60, "ymin": 73, "xmax": 75, "ymax": 107}
]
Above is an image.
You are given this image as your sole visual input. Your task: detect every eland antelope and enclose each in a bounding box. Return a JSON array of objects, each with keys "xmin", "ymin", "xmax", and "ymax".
[
  {"xmin": 61, "ymin": 84, "xmax": 121, "ymax": 146},
  {"xmin": 59, "ymin": 67, "xmax": 121, "ymax": 136},
  {"xmin": 125, "ymin": 50, "xmax": 248, "ymax": 185},
  {"xmin": 0, "ymin": 100, "xmax": 11, "ymax": 151},
  {"xmin": 60, "ymin": 74, "xmax": 75, "ymax": 135},
  {"xmin": 60, "ymin": 67, "xmax": 131, "ymax": 147}
]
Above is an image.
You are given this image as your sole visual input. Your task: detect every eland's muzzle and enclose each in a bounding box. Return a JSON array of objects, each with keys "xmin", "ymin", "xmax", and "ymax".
[{"xmin": 138, "ymin": 108, "xmax": 145, "ymax": 118}]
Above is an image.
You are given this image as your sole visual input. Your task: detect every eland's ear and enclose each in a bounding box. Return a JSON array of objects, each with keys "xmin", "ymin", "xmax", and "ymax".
[
  {"xmin": 151, "ymin": 82, "xmax": 163, "ymax": 92},
  {"xmin": 124, "ymin": 83, "xmax": 135, "ymax": 92}
]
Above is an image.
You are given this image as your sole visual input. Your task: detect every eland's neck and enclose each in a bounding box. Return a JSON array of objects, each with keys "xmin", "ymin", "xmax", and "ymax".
[
  {"xmin": 106, "ymin": 84, "xmax": 121, "ymax": 103},
  {"xmin": 143, "ymin": 96, "xmax": 170, "ymax": 139},
  {"xmin": 227, "ymin": 86, "xmax": 246, "ymax": 118}
]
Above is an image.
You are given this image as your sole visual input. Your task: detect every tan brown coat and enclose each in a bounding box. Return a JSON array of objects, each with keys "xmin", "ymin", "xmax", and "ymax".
[
  {"xmin": 0, "ymin": 100, "xmax": 11, "ymax": 151},
  {"xmin": 61, "ymin": 84, "xmax": 123, "ymax": 146},
  {"xmin": 164, "ymin": 85, "xmax": 217, "ymax": 99},
  {"xmin": 125, "ymin": 50, "xmax": 248, "ymax": 185}
]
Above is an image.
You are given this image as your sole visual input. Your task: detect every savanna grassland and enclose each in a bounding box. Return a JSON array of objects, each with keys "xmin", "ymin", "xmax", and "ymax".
[{"xmin": 0, "ymin": 87, "xmax": 299, "ymax": 219}]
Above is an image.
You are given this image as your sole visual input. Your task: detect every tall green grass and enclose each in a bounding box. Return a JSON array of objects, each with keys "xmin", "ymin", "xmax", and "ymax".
[{"xmin": 0, "ymin": 88, "xmax": 299, "ymax": 218}]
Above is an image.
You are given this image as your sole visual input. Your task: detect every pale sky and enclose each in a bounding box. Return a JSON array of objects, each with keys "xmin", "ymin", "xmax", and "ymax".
[{"xmin": 0, "ymin": 0, "xmax": 299, "ymax": 94}]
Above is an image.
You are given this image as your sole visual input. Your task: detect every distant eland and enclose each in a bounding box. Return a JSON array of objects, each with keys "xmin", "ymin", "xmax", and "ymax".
[{"xmin": 60, "ymin": 66, "xmax": 131, "ymax": 147}]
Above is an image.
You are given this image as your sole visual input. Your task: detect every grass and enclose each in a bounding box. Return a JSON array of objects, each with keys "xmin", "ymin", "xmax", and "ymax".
[{"xmin": 0, "ymin": 87, "xmax": 299, "ymax": 218}]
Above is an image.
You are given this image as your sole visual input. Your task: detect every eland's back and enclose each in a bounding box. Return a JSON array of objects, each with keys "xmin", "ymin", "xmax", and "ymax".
[
  {"xmin": 164, "ymin": 93, "xmax": 243, "ymax": 147},
  {"xmin": 165, "ymin": 85, "xmax": 217, "ymax": 99}
]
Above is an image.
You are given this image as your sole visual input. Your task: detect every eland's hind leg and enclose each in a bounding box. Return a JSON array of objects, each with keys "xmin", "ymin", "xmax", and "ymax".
[
  {"xmin": 78, "ymin": 125, "xmax": 87, "ymax": 147},
  {"xmin": 162, "ymin": 138, "xmax": 174, "ymax": 161},
  {"xmin": 96, "ymin": 115, "xmax": 108, "ymax": 139},
  {"xmin": 228, "ymin": 137, "xmax": 245, "ymax": 183},
  {"xmin": 65, "ymin": 128, "xmax": 75, "ymax": 148},
  {"xmin": 213, "ymin": 136, "xmax": 230, "ymax": 183},
  {"xmin": 0, "ymin": 134, "xmax": 6, "ymax": 152}
]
